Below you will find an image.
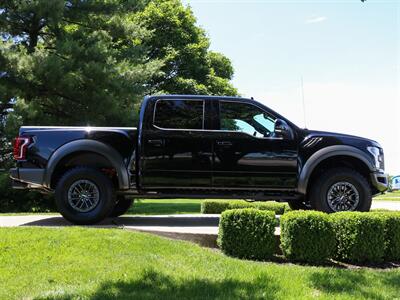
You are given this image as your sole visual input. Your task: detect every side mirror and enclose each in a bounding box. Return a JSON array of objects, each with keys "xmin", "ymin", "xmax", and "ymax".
[{"xmin": 274, "ymin": 119, "xmax": 293, "ymax": 139}]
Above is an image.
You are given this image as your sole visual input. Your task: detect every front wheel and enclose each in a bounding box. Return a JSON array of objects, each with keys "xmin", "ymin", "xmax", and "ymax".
[
  {"xmin": 309, "ymin": 167, "xmax": 372, "ymax": 212},
  {"xmin": 55, "ymin": 167, "xmax": 116, "ymax": 225}
]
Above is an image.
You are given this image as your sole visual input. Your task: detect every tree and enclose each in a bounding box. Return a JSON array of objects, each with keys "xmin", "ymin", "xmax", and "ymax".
[
  {"xmin": 138, "ymin": 0, "xmax": 237, "ymax": 96},
  {"xmin": 0, "ymin": 0, "xmax": 162, "ymax": 129}
]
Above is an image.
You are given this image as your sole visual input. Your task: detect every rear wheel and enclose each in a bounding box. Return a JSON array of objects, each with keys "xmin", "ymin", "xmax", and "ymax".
[
  {"xmin": 109, "ymin": 196, "xmax": 133, "ymax": 217},
  {"xmin": 55, "ymin": 167, "xmax": 116, "ymax": 225},
  {"xmin": 309, "ymin": 167, "xmax": 371, "ymax": 212}
]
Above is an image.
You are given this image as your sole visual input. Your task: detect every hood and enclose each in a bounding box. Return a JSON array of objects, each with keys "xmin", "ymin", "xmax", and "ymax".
[{"xmin": 301, "ymin": 129, "xmax": 381, "ymax": 148}]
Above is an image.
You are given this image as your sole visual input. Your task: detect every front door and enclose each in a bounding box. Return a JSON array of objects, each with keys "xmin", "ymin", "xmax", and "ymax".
[
  {"xmin": 212, "ymin": 100, "xmax": 298, "ymax": 190},
  {"xmin": 140, "ymin": 98, "xmax": 213, "ymax": 189}
]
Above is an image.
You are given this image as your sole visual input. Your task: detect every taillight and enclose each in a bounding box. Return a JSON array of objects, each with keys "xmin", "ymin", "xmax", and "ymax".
[{"xmin": 13, "ymin": 136, "xmax": 31, "ymax": 160}]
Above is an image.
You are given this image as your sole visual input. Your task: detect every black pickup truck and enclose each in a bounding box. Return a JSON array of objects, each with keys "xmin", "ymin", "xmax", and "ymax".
[{"xmin": 10, "ymin": 95, "xmax": 388, "ymax": 224}]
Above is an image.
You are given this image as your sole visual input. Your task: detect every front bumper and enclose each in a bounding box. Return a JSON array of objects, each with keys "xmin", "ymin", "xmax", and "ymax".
[
  {"xmin": 370, "ymin": 172, "xmax": 389, "ymax": 193},
  {"xmin": 10, "ymin": 168, "xmax": 45, "ymax": 189}
]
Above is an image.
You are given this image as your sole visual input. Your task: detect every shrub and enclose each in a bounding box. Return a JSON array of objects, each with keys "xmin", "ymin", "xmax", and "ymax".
[
  {"xmin": 225, "ymin": 200, "xmax": 253, "ymax": 210},
  {"xmin": 201, "ymin": 200, "xmax": 288, "ymax": 215},
  {"xmin": 331, "ymin": 212, "xmax": 386, "ymax": 263},
  {"xmin": 280, "ymin": 211, "xmax": 335, "ymax": 263},
  {"xmin": 0, "ymin": 172, "xmax": 56, "ymax": 213},
  {"xmin": 218, "ymin": 208, "xmax": 276, "ymax": 260},
  {"xmin": 201, "ymin": 200, "xmax": 230, "ymax": 214},
  {"xmin": 371, "ymin": 212, "xmax": 400, "ymax": 261},
  {"xmin": 254, "ymin": 202, "xmax": 288, "ymax": 215}
]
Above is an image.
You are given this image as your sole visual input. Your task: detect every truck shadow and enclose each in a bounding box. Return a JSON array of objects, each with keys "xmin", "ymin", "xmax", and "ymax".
[
  {"xmin": 20, "ymin": 215, "xmax": 221, "ymax": 248},
  {"xmin": 20, "ymin": 215, "xmax": 220, "ymax": 227}
]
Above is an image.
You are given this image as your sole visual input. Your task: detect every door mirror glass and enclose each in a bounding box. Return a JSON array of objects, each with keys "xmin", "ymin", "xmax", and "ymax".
[{"xmin": 274, "ymin": 119, "xmax": 293, "ymax": 139}]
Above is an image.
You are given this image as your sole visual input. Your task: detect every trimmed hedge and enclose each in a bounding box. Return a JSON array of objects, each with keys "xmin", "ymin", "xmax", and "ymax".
[
  {"xmin": 201, "ymin": 200, "xmax": 230, "ymax": 214},
  {"xmin": 280, "ymin": 211, "xmax": 335, "ymax": 263},
  {"xmin": 371, "ymin": 212, "xmax": 400, "ymax": 261},
  {"xmin": 331, "ymin": 212, "xmax": 386, "ymax": 263},
  {"xmin": 218, "ymin": 208, "xmax": 276, "ymax": 260},
  {"xmin": 201, "ymin": 200, "xmax": 289, "ymax": 215}
]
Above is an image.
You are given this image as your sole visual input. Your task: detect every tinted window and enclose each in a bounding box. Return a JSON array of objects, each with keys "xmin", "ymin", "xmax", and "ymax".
[
  {"xmin": 154, "ymin": 100, "xmax": 204, "ymax": 129},
  {"xmin": 219, "ymin": 101, "xmax": 276, "ymax": 137}
]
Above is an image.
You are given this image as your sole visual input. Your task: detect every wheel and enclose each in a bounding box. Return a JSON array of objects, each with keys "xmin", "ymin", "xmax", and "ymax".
[
  {"xmin": 109, "ymin": 196, "xmax": 133, "ymax": 217},
  {"xmin": 287, "ymin": 199, "xmax": 311, "ymax": 210},
  {"xmin": 55, "ymin": 167, "xmax": 116, "ymax": 225},
  {"xmin": 309, "ymin": 167, "xmax": 371, "ymax": 213}
]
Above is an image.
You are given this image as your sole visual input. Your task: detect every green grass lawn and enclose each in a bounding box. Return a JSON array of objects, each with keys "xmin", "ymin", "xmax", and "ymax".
[
  {"xmin": 0, "ymin": 199, "xmax": 202, "ymax": 216},
  {"xmin": 127, "ymin": 199, "xmax": 202, "ymax": 215},
  {"xmin": 0, "ymin": 227, "xmax": 399, "ymax": 300},
  {"xmin": 374, "ymin": 191, "xmax": 400, "ymax": 201}
]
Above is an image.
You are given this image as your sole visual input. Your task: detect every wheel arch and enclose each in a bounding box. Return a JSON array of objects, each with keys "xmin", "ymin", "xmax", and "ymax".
[
  {"xmin": 298, "ymin": 145, "xmax": 375, "ymax": 195},
  {"xmin": 44, "ymin": 140, "xmax": 130, "ymax": 190}
]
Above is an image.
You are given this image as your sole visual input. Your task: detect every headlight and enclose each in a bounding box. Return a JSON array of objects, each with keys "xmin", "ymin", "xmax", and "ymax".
[{"xmin": 367, "ymin": 146, "xmax": 384, "ymax": 171}]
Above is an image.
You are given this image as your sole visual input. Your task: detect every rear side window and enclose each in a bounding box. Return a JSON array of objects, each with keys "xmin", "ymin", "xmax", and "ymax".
[{"xmin": 153, "ymin": 99, "xmax": 204, "ymax": 130}]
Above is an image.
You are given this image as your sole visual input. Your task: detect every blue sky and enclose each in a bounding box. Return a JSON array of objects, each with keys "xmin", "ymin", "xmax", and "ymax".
[{"xmin": 183, "ymin": 0, "xmax": 400, "ymax": 174}]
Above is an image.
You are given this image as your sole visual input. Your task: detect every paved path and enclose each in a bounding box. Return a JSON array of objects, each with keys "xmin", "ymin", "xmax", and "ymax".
[{"xmin": 371, "ymin": 200, "xmax": 400, "ymax": 211}]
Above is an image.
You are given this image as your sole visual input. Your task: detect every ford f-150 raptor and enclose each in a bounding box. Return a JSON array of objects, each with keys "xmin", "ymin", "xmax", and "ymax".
[{"xmin": 10, "ymin": 95, "xmax": 388, "ymax": 224}]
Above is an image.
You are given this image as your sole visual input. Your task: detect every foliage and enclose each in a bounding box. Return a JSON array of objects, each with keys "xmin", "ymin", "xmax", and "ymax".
[
  {"xmin": 0, "ymin": 0, "xmax": 161, "ymax": 130},
  {"xmin": 137, "ymin": 0, "xmax": 237, "ymax": 96},
  {"xmin": 218, "ymin": 208, "xmax": 276, "ymax": 260},
  {"xmin": 371, "ymin": 212, "xmax": 400, "ymax": 261},
  {"xmin": 280, "ymin": 211, "xmax": 335, "ymax": 263},
  {"xmin": 0, "ymin": 172, "xmax": 55, "ymax": 212},
  {"xmin": 201, "ymin": 200, "xmax": 289, "ymax": 214},
  {"xmin": 201, "ymin": 199, "xmax": 230, "ymax": 214},
  {"xmin": 330, "ymin": 212, "xmax": 386, "ymax": 263}
]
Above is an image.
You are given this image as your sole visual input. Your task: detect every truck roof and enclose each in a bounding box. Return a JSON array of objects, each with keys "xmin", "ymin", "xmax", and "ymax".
[{"xmin": 146, "ymin": 94, "xmax": 254, "ymax": 101}]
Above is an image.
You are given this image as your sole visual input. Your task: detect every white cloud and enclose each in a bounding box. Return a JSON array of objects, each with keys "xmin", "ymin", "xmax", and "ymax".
[{"xmin": 305, "ymin": 16, "xmax": 327, "ymax": 24}]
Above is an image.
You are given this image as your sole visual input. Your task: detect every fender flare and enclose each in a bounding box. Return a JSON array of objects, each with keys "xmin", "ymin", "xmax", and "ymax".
[
  {"xmin": 43, "ymin": 139, "xmax": 130, "ymax": 190},
  {"xmin": 297, "ymin": 145, "xmax": 375, "ymax": 195}
]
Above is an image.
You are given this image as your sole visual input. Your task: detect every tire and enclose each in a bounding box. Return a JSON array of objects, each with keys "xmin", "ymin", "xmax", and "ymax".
[
  {"xmin": 109, "ymin": 196, "xmax": 133, "ymax": 217},
  {"xmin": 309, "ymin": 167, "xmax": 372, "ymax": 213},
  {"xmin": 55, "ymin": 167, "xmax": 116, "ymax": 225},
  {"xmin": 287, "ymin": 199, "xmax": 311, "ymax": 210}
]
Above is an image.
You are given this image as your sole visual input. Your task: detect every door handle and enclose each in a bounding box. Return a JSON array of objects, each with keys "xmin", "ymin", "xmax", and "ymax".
[
  {"xmin": 216, "ymin": 141, "xmax": 232, "ymax": 146},
  {"xmin": 147, "ymin": 139, "xmax": 164, "ymax": 147}
]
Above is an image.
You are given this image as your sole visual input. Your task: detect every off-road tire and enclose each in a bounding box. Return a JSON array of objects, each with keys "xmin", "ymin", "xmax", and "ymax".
[
  {"xmin": 309, "ymin": 167, "xmax": 372, "ymax": 213},
  {"xmin": 55, "ymin": 167, "xmax": 116, "ymax": 225}
]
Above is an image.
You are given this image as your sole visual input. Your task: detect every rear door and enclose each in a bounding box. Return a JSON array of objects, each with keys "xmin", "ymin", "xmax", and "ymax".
[
  {"xmin": 140, "ymin": 98, "xmax": 213, "ymax": 189},
  {"xmin": 212, "ymin": 100, "xmax": 298, "ymax": 190}
]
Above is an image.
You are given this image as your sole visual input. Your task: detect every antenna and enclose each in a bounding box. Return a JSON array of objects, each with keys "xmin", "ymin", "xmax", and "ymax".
[{"xmin": 300, "ymin": 76, "xmax": 307, "ymax": 129}]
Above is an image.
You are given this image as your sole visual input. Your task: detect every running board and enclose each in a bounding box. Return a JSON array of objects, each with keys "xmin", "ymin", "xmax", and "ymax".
[{"xmin": 117, "ymin": 190, "xmax": 300, "ymax": 201}]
